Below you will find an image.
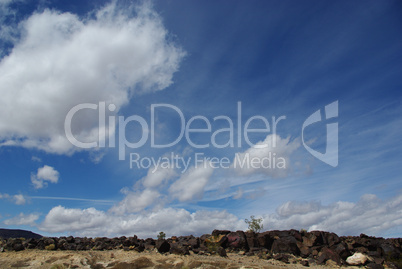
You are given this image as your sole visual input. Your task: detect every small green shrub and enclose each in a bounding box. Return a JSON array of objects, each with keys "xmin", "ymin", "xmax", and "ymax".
[
  {"xmin": 157, "ymin": 231, "xmax": 166, "ymax": 240},
  {"xmin": 245, "ymin": 215, "xmax": 263, "ymax": 233},
  {"xmin": 45, "ymin": 244, "xmax": 56, "ymax": 251}
]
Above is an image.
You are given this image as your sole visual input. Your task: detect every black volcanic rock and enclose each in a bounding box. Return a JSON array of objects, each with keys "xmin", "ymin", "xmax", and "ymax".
[
  {"xmin": 156, "ymin": 239, "xmax": 170, "ymax": 253},
  {"xmin": 271, "ymin": 236, "xmax": 300, "ymax": 256},
  {"xmin": 0, "ymin": 228, "xmax": 42, "ymax": 239},
  {"xmin": 0, "ymin": 229, "xmax": 401, "ymax": 268},
  {"xmin": 227, "ymin": 231, "xmax": 248, "ymax": 251}
]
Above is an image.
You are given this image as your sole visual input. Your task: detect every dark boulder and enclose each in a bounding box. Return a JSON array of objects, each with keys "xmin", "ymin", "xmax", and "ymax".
[
  {"xmin": 380, "ymin": 242, "xmax": 400, "ymax": 260},
  {"xmin": 66, "ymin": 236, "xmax": 75, "ymax": 243},
  {"xmin": 57, "ymin": 238, "xmax": 68, "ymax": 250},
  {"xmin": 134, "ymin": 242, "xmax": 145, "ymax": 252},
  {"xmin": 188, "ymin": 238, "xmax": 200, "ymax": 249},
  {"xmin": 323, "ymin": 232, "xmax": 340, "ymax": 247},
  {"xmin": 299, "ymin": 245, "xmax": 311, "ymax": 258},
  {"xmin": 217, "ymin": 247, "xmax": 227, "ymax": 257},
  {"xmin": 227, "ymin": 231, "xmax": 248, "ymax": 251},
  {"xmin": 303, "ymin": 231, "xmax": 324, "ymax": 247},
  {"xmin": 332, "ymin": 242, "xmax": 350, "ymax": 260},
  {"xmin": 366, "ymin": 263, "xmax": 384, "ymax": 269},
  {"xmin": 257, "ymin": 231, "xmax": 274, "ymax": 250},
  {"xmin": 156, "ymin": 239, "xmax": 170, "ymax": 253},
  {"xmin": 271, "ymin": 236, "xmax": 300, "ymax": 256},
  {"xmin": 169, "ymin": 242, "xmax": 190, "ymax": 255},
  {"xmin": 13, "ymin": 243, "xmax": 25, "ymax": 251},
  {"xmin": 316, "ymin": 247, "xmax": 341, "ymax": 265},
  {"xmin": 212, "ymin": 230, "xmax": 231, "ymax": 237},
  {"xmin": 24, "ymin": 238, "xmax": 38, "ymax": 249},
  {"xmin": 199, "ymin": 234, "xmax": 210, "ymax": 246},
  {"xmin": 6, "ymin": 238, "xmax": 24, "ymax": 251},
  {"xmin": 245, "ymin": 231, "xmax": 259, "ymax": 249}
]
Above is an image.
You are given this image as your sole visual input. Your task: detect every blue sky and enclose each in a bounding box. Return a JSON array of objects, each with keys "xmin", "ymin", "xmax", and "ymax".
[{"xmin": 0, "ymin": 0, "xmax": 401, "ymax": 238}]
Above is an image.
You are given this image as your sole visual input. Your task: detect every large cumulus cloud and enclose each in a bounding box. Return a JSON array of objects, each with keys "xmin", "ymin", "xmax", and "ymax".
[{"xmin": 0, "ymin": 1, "xmax": 185, "ymax": 154}]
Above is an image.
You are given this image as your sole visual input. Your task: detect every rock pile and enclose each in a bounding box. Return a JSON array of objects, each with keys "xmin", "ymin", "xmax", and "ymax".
[{"xmin": 1, "ymin": 230, "xmax": 401, "ymax": 268}]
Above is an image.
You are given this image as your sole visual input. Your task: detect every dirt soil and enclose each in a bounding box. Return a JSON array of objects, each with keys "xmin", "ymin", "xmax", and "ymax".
[{"xmin": 0, "ymin": 249, "xmax": 362, "ymax": 269}]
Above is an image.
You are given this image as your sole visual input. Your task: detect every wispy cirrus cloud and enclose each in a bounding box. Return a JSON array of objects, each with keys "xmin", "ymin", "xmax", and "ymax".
[
  {"xmin": 30, "ymin": 196, "xmax": 115, "ymax": 205},
  {"xmin": 169, "ymin": 163, "xmax": 214, "ymax": 202}
]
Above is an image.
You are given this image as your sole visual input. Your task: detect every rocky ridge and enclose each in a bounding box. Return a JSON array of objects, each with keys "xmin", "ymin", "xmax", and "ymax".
[
  {"xmin": 0, "ymin": 228, "xmax": 42, "ymax": 239},
  {"xmin": 1, "ymin": 230, "xmax": 401, "ymax": 268}
]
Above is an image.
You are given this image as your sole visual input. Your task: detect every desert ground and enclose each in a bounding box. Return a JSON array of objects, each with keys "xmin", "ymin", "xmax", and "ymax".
[{"xmin": 0, "ymin": 249, "xmax": 364, "ymax": 269}]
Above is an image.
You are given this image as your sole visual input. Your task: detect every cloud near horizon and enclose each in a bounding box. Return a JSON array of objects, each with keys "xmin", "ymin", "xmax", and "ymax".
[
  {"xmin": 3, "ymin": 212, "xmax": 39, "ymax": 226},
  {"xmin": 39, "ymin": 206, "xmax": 244, "ymax": 238},
  {"xmin": 263, "ymin": 193, "xmax": 402, "ymax": 236},
  {"xmin": 4, "ymin": 192, "xmax": 400, "ymax": 238},
  {"xmin": 0, "ymin": 1, "xmax": 185, "ymax": 154}
]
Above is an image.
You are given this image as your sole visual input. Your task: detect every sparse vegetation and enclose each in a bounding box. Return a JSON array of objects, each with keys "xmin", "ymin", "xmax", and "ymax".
[
  {"xmin": 300, "ymin": 228, "xmax": 307, "ymax": 234},
  {"xmin": 45, "ymin": 244, "xmax": 56, "ymax": 251},
  {"xmin": 50, "ymin": 265, "xmax": 65, "ymax": 269},
  {"xmin": 245, "ymin": 215, "xmax": 263, "ymax": 232},
  {"xmin": 205, "ymin": 234, "xmax": 224, "ymax": 253},
  {"xmin": 157, "ymin": 231, "xmax": 166, "ymax": 240}
]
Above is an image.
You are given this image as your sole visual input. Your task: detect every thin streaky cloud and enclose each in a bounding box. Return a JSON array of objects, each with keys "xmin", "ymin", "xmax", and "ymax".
[{"xmin": 30, "ymin": 196, "xmax": 115, "ymax": 204}]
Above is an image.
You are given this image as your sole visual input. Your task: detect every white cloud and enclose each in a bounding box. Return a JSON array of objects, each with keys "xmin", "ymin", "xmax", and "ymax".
[
  {"xmin": 110, "ymin": 188, "xmax": 160, "ymax": 215},
  {"xmin": 0, "ymin": 193, "xmax": 26, "ymax": 205},
  {"xmin": 89, "ymin": 150, "xmax": 106, "ymax": 164},
  {"xmin": 13, "ymin": 194, "xmax": 26, "ymax": 205},
  {"xmin": 263, "ymin": 193, "xmax": 402, "ymax": 236},
  {"xmin": 276, "ymin": 200, "xmax": 321, "ymax": 217},
  {"xmin": 142, "ymin": 166, "xmax": 177, "ymax": 189},
  {"xmin": 232, "ymin": 134, "xmax": 300, "ymax": 177},
  {"xmin": 110, "ymin": 165, "xmax": 178, "ymax": 214},
  {"xmin": 19, "ymin": 192, "xmax": 402, "ymax": 238},
  {"xmin": 0, "ymin": 193, "xmax": 10, "ymax": 199},
  {"xmin": 31, "ymin": 165, "xmax": 60, "ymax": 189},
  {"xmin": 39, "ymin": 206, "xmax": 244, "ymax": 238},
  {"xmin": 40, "ymin": 206, "xmax": 108, "ymax": 235},
  {"xmin": 31, "ymin": 156, "xmax": 42, "ymax": 162},
  {"xmin": 4, "ymin": 212, "xmax": 39, "ymax": 226},
  {"xmin": 169, "ymin": 164, "xmax": 214, "ymax": 202},
  {"xmin": 0, "ymin": 0, "xmax": 18, "ymax": 48},
  {"xmin": 0, "ymin": 1, "xmax": 184, "ymax": 154},
  {"xmin": 233, "ymin": 187, "xmax": 244, "ymax": 199},
  {"xmin": 0, "ymin": 0, "xmax": 18, "ymax": 6}
]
